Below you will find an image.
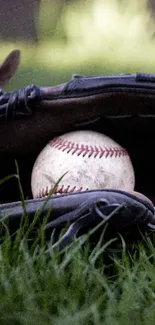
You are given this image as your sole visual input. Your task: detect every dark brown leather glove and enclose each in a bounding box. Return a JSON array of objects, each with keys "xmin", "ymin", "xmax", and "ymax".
[
  {"xmin": 0, "ymin": 189, "xmax": 154, "ymax": 253},
  {"xmin": 0, "ymin": 50, "xmax": 155, "ymax": 252}
]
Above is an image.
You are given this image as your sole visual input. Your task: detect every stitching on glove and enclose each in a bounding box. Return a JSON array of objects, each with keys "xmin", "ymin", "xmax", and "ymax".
[{"xmin": 49, "ymin": 138, "xmax": 127, "ymax": 158}]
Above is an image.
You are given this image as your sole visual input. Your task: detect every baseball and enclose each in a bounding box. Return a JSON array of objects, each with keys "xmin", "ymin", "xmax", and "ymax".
[{"xmin": 31, "ymin": 130, "xmax": 135, "ymax": 198}]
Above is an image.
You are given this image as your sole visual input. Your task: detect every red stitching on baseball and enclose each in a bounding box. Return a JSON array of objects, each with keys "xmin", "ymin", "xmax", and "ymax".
[
  {"xmin": 37, "ymin": 185, "xmax": 88, "ymax": 198},
  {"xmin": 49, "ymin": 138, "xmax": 127, "ymax": 158}
]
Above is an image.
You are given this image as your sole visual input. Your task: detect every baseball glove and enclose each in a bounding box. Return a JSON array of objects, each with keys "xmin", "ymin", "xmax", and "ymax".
[
  {"xmin": 0, "ymin": 189, "xmax": 154, "ymax": 254},
  {"xmin": 0, "ymin": 49, "xmax": 155, "ymax": 251}
]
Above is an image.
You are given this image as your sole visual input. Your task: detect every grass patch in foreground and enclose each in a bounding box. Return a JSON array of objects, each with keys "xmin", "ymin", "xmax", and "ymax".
[
  {"xmin": 0, "ymin": 170, "xmax": 155, "ymax": 324},
  {"xmin": 1, "ymin": 205, "xmax": 155, "ymax": 325}
]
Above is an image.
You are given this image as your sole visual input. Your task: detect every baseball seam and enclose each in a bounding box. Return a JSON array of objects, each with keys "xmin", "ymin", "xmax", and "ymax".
[
  {"xmin": 37, "ymin": 185, "xmax": 88, "ymax": 198},
  {"xmin": 49, "ymin": 138, "xmax": 128, "ymax": 158}
]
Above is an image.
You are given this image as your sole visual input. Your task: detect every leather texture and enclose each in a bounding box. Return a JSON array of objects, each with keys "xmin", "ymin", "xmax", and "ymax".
[
  {"xmin": 0, "ymin": 189, "xmax": 154, "ymax": 252},
  {"xmin": 0, "ymin": 50, "xmax": 155, "ymax": 251}
]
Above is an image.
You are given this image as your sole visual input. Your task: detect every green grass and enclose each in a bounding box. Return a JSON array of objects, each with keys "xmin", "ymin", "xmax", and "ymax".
[
  {"xmin": 1, "ymin": 170, "xmax": 155, "ymax": 324},
  {"xmin": 1, "ymin": 217, "xmax": 155, "ymax": 325}
]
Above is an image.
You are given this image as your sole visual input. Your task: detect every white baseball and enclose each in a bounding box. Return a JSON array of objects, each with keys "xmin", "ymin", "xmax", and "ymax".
[{"xmin": 31, "ymin": 130, "xmax": 135, "ymax": 198}]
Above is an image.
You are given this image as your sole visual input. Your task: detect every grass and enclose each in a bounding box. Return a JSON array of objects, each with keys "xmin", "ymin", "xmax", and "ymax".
[
  {"xmin": 1, "ymin": 215, "xmax": 155, "ymax": 325},
  {"xmin": 0, "ymin": 166, "xmax": 155, "ymax": 325},
  {"xmin": 0, "ymin": 170, "xmax": 155, "ymax": 324}
]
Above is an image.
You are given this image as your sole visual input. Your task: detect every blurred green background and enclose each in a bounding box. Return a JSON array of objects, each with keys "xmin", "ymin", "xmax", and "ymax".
[{"xmin": 1, "ymin": 0, "xmax": 155, "ymax": 91}]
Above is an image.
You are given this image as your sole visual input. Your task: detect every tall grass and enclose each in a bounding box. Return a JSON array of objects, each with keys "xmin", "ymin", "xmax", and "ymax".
[
  {"xmin": 0, "ymin": 215, "xmax": 155, "ymax": 325},
  {"xmin": 0, "ymin": 165, "xmax": 155, "ymax": 324}
]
